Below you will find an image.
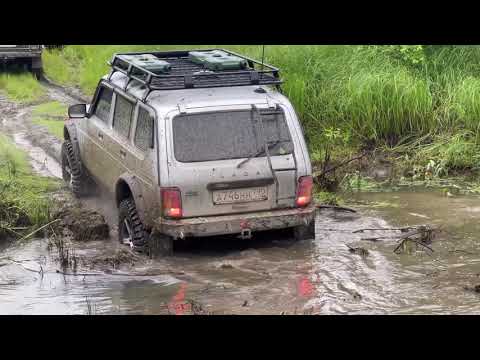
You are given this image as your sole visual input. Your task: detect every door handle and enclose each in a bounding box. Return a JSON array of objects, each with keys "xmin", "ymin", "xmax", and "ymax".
[
  {"xmin": 120, "ymin": 149, "xmax": 127, "ymax": 158},
  {"xmin": 98, "ymin": 132, "xmax": 104, "ymax": 140}
]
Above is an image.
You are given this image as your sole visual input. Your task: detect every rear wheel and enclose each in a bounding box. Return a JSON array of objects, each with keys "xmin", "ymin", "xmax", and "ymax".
[
  {"xmin": 118, "ymin": 198, "xmax": 149, "ymax": 252},
  {"xmin": 293, "ymin": 219, "xmax": 315, "ymax": 241},
  {"xmin": 61, "ymin": 140, "xmax": 89, "ymax": 198}
]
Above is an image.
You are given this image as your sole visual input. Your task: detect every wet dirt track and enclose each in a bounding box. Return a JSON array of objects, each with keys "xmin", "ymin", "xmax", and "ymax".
[{"xmin": 2, "ymin": 81, "xmax": 480, "ymax": 314}]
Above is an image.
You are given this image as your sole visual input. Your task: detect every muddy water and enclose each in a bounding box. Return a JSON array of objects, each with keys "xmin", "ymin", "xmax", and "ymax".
[{"xmin": 2, "ymin": 190, "xmax": 480, "ymax": 314}]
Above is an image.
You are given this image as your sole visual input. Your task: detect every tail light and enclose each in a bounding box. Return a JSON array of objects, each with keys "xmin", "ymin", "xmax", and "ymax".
[
  {"xmin": 295, "ymin": 176, "xmax": 313, "ymax": 207},
  {"xmin": 161, "ymin": 187, "xmax": 183, "ymax": 218}
]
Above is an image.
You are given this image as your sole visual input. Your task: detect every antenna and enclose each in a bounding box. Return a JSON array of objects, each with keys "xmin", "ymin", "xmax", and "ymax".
[{"xmin": 260, "ymin": 45, "xmax": 265, "ymax": 81}]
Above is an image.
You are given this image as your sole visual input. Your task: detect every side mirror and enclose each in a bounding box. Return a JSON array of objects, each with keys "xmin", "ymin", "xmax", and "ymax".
[{"xmin": 68, "ymin": 104, "xmax": 87, "ymax": 118}]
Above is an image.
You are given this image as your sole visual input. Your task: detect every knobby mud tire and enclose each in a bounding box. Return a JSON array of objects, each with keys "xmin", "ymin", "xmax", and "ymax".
[
  {"xmin": 118, "ymin": 198, "xmax": 149, "ymax": 252},
  {"xmin": 61, "ymin": 140, "xmax": 89, "ymax": 198}
]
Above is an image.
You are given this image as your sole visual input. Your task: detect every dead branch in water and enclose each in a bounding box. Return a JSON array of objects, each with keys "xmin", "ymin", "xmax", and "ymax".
[
  {"xmin": 353, "ymin": 227, "xmax": 417, "ymax": 234},
  {"xmin": 346, "ymin": 244, "xmax": 369, "ymax": 257},
  {"xmin": 3, "ymin": 258, "xmax": 43, "ymax": 274},
  {"xmin": 315, "ymin": 205, "xmax": 357, "ymax": 213},
  {"xmin": 393, "ymin": 228, "xmax": 435, "ymax": 254},
  {"xmin": 313, "ymin": 152, "xmax": 368, "ymax": 179}
]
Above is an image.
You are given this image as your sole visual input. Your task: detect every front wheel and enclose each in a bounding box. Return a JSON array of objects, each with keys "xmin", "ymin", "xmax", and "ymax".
[{"xmin": 61, "ymin": 140, "xmax": 89, "ymax": 198}]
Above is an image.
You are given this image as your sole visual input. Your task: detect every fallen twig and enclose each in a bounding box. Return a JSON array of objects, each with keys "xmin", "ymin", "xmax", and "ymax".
[
  {"xmin": 315, "ymin": 205, "xmax": 357, "ymax": 213},
  {"xmin": 18, "ymin": 219, "xmax": 61, "ymax": 242},
  {"xmin": 393, "ymin": 230, "xmax": 434, "ymax": 254},
  {"xmin": 5, "ymin": 258, "xmax": 43, "ymax": 273},
  {"xmin": 313, "ymin": 152, "xmax": 368, "ymax": 179},
  {"xmin": 353, "ymin": 227, "xmax": 416, "ymax": 234},
  {"xmin": 346, "ymin": 244, "xmax": 369, "ymax": 257},
  {"xmin": 448, "ymin": 249, "xmax": 475, "ymax": 255}
]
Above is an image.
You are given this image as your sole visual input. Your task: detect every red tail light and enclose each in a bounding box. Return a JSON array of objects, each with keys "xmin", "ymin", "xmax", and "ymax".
[
  {"xmin": 295, "ymin": 176, "xmax": 313, "ymax": 207},
  {"xmin": 161, "ymin": 187, "xmax": 183, "ymax": 218}
]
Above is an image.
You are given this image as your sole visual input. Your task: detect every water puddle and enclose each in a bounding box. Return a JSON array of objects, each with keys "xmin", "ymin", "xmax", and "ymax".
[{"xmin": 12, "ymin": 132, "xmax": 62, "ymax": 179}]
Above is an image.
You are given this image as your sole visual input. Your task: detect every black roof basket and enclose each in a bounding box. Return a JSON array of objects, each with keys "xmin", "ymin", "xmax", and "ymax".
[{"xmin": 107, "ymin": 49, "xmax": 283, "ymax": 101}]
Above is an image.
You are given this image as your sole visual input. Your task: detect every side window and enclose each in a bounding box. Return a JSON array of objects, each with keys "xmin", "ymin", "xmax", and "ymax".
[
  {"xmin": 134, "ymin": 107, "xmax": 154, "ymax": 151},
  {"xmin": 93, "ymin": 86, "xmax": 113, "ymax": 123},
  {"xmin": 113, "ymin": 95, "xmax": 134, "ymax": 139}
]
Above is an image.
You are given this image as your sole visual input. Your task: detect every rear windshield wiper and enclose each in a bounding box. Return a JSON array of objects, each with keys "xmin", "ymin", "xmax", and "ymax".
[{"xmin": 237, "ymin": 140, "xmax": 281, "ymax": 168}]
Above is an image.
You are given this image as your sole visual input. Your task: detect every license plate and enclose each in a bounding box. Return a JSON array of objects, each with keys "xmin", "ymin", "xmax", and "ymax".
[{"xmin": 213, "ymin": 187, "xmax": 268, "ymax": 205}]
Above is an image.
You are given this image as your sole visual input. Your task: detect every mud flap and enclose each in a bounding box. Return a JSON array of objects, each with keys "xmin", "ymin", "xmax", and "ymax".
[{"xmin": 147, "ymin": 230, "xmax": 173, "ymax": 258}]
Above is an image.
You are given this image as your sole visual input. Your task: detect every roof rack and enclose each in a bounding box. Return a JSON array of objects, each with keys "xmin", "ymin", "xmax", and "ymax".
[{"xmin": 107, "ymin": 49, "xmax": 283, "ymax": 101}]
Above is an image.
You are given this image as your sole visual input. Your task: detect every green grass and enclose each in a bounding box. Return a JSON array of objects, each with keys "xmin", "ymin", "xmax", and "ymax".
[
  {"xmin": 42, "ymin": 45, "xmax": 480, "ymax": 180},
  {"xmin": 0, "ymin": 134, "xmax": 59, "ymax": 239},
  {"xmin": 31, "ymin": 101, "xmax": 67, "ymax": 139},
  {"xmin": 32, "ymin": 101, "xmax": 67, "ymax": 117},
  {"xmin": 0, "ymin": 72, "xmax": 46, "ymax": 103}
]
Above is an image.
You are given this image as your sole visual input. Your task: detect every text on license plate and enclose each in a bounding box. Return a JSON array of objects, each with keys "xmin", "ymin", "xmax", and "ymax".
[{"xmin": 213, "ymin": 187, "xmax": 268, "ymax": 204}]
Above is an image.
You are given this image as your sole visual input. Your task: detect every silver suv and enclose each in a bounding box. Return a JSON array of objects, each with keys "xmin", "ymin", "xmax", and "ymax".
[{"xmin": 62, "ymin": 49, "xmax": 316, "ymax": 255}]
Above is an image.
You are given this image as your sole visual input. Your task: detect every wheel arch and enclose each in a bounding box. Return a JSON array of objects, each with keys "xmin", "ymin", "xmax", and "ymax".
[{"xmin": 115, "ymin": 174, "xmax": 149, "ymax": 227}]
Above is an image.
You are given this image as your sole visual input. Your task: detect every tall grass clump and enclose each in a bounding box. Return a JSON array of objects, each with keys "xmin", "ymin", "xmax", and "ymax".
[
  {"xmin": 415, "ymin": 131, "xmax": 480, "ymax": 173},
  {"xmin": 344, "ymin": 69, "xmax": 434, "ymax": 142},
  {"xmin": 0, "ymin": 72, "xmax": 46, "ymax": 103},
  {"xmin": 31, "ymin": 101, "xmax": 67, "ymax": 139},
  {"xmin": 42, "ymin": 45, "xmax": 480, "ymax": 166},
  {"xmin": 0, "ymin": 135, "xmax": 59, "ymax": 240},
  {"xmin": 449, "ymin": 77, "xmax": 480, "ymax": 136}
]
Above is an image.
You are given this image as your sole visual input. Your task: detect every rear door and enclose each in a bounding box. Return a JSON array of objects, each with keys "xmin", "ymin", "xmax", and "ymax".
[
  {"xmin": 101, "ymin": 91, "xmax": 137, "ymax": 191},
  {"xmin": 130, "ymin": 104, "xmax": 160, "ymax": 222},
  {"xmin": 166, "ymin": 105, "xmax": 298, "ymax": 218}
]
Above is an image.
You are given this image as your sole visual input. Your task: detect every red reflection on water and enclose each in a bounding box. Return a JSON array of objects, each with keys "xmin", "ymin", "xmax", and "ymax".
[
  {"xmin": 298, "ymin": 276, "xmax": 314, "ymax": 298},
  {"xmin": 168, "ymin": 282, "xmax": 191, "ymax": 315}
]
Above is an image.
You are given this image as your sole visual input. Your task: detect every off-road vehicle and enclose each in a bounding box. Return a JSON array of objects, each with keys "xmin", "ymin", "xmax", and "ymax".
[
  {"xmin": 0, "ymin": 45, "xmax": 43, "ymax": 78},
  {"xmin": 62, "ymin": 49, "xmax": 316, "ymax": 255}
]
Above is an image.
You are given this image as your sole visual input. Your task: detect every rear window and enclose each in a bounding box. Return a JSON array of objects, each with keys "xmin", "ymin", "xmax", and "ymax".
[{"xmin": 172, "ymin": 109, "xmax": 293, "ymax": 163}]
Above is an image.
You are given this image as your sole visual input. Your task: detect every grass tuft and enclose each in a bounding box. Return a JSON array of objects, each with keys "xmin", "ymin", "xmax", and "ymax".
[
  {"xmin": 0, "ymin": 72, "xmax": 46, "ymax": 103},
  {"xmin": 0, "ymin": 134, "xmax": 59, "ymax": 239},
  {"xmin": 31, "ymin": 101, "xmax": 67, "ymax": 139}
]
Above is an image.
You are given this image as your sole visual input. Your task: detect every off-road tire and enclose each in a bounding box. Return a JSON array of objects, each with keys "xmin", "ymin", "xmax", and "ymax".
[
  {"xmin": 118, "ymin": 198, "xmax": 149, "ymax": 252},
  {"xmin": 61, "ymin": 140, "xmax": 88, "ymax": 198},
  {"xmin": 293, "ymin": 219, "xmax": 315, "ymax": 241}
]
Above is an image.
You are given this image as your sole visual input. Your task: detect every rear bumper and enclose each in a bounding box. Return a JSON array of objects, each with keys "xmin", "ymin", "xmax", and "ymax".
[{"xmin": 153, "ymin": 205, "xmax": 316, "ymax": 239}]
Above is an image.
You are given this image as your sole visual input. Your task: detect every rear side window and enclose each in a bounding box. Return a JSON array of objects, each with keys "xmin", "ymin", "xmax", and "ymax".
[
  {"xmin": 93, "ymin": 87, "xmax": 113, "ymax": 123},
  {"xmin": 113, "ymin": 95, "xmax": 134, "ymax": 139},
  {"xmin": 134, "ymin": 107, "xmax": 154, "ymax": 151}
]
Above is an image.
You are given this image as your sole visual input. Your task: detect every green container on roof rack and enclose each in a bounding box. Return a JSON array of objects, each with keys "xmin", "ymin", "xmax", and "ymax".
[
  {"xmin": 118, "ymin": 54, "xmax": 172, "ymax": 74},
  {"xmin": 188, "ymin": 50, "xmax": 248, "ymax": 71}
]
